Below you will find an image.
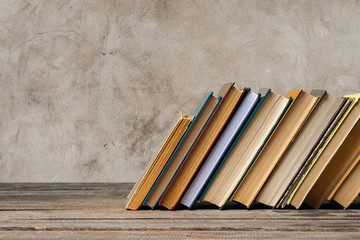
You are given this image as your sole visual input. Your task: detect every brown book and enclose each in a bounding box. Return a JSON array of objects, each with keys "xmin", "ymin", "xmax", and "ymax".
[
  {"xmin": 143, "ymin": 93, "xmax": 220, "ymax": 208},
  {"xmin": 159, "ymin": 83, "xmax": 245, "ymax": 209},
  {"xmin": 305, "ymin": 119, "xmax": 360, "ymax": 208},
  {"xmin": 277, "ymin": 97, "xmax": 352, "ymax": 208},
  {"xmin": 231, "ymin": 90, "xmax": 318, "ymax": 208},
  {"xmin": 328, "ymin": 150, "xmax": 360, "ymax": 200},
  {"xmin": 125, "ymin": 113, "xmax": 193, "ymax": 210},
  {"xmin": 256, "ymin": 91, "xmax": 345, "ymax": 207},
  {"xmin": 201, "ymin": 89, "xmax": 291, "ymax": 208},
  {"xmin": 327, "ymin": 151, "xmax": 360, "ymax": 208},
  {"xmin": 285, "ymin": 95, "xmax": 360, "ymax": 209}
]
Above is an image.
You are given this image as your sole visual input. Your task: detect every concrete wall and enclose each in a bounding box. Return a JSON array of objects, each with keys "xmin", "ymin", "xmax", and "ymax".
[{"xmin": 1, "ymin": 0, "xmax": 359, "ymax": 182}]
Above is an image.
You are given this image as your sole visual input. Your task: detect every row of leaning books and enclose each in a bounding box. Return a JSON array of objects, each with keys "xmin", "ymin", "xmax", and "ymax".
[{"xmin": 126, "ymin": 82, "xmax": 360, "ymax": 210}]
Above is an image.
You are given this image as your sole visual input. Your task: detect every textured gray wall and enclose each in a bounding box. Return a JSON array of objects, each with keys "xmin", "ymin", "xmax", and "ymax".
[{"xmin": 1, "ymin": 0, "xmax": 359, "ymax": 182}]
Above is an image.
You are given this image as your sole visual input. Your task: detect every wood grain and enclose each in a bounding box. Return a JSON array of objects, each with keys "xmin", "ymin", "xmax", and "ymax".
[{"xmin": 0, "ymin": 183, "xmax": 359, "ymax": 239}]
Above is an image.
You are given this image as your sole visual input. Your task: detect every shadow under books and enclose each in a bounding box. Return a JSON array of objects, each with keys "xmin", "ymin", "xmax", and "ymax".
[{"xmin": 135, "ymin": 196, "xmax": 360, "ymax": 211}]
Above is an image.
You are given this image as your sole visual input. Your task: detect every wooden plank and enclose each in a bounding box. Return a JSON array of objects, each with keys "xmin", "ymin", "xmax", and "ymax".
[
  {"xmin": 1, "ymin": 231, "xmax": 360, "ymax": 240},
  {"xmin": 1, "ymin": 208, "xmax": 360, "ymax": 220},
  {"xmin": 1, "ymin": 218, "xmax": 360, "ymax": 231},
  {"xmin": 0, "ymin": 183, "xmax": 133, "ymax": 191},
  {"xmin": 0, "ymin": 183, "xmax": 359, "ymax": 239}
]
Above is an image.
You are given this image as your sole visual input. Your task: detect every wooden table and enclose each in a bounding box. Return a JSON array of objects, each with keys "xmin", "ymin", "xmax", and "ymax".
[{"xmin": 0, "ymin": 183, "xmax": 359, "ymax": 239}]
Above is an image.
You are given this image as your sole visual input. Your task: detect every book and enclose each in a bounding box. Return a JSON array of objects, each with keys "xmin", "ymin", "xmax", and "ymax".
[
  {"xmin": 142, "ymin": 92, "xmax": 220, "ymax": 208},
  {"xmin": 328, "ymin": 150, "xmax": 360, "ymax": 200},
  {"xmin": 230, "ymin": 89, "xmax": 319, "ymax": 208},
  {"xmin": 159, "ymin": 83, "xmax": 246, "ymax": 210},
  {"xmin": 277, "ymin": 97, "xmax": 352, "ymax": 208},
  {"xmin": 331, "ymin": 162, "xmax": 360, "ymax": 209},
  {"xmin": 200, "ymin": 89, "xmax": 291, "ymax": 208},
  {"xmin": 327, "ymin": 150, "xmax": 360, "ymax": 208},
  {"xmin": 256, "ymin": 91, "xmax": 345, "ymax": 207},
  {"xmin": 304, "ymin": 117, "xmax": 360, "ymax": 208},
  {"xmin": 284, "ymin": 94, "xmax": 360, "ymax": 209},
  {"xmin": 126, "ymin": 113, "xmax": 194, "ymax": 210},
  {"xmin": 180, "ymin": 90, "xmax": 260, "ymax": 208}
]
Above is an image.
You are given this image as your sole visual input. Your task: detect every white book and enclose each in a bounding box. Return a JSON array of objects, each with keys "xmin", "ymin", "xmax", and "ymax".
[{"xmin": 180, "ymin": 90, "xmax": 260, "ymax": 208}]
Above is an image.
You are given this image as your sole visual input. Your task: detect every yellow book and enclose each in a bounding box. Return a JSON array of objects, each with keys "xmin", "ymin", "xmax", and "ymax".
[
  {"xmin": 305, "ymin": 119, "xmax": 360, "ymax": 208},
  {"xmin": 256, "ymin": 91, "xmax": 345, "ymax": 207},
  {"xmin": 144, "ymin": 93, "xmax": 220, "ymax": 208},
  {"xmin": 277, "ymin": 97, "xmax": 352, "ymax": 208},
  {"xmin": 126, "ymin": 113, "xmax": 193, "ymax": 210}
]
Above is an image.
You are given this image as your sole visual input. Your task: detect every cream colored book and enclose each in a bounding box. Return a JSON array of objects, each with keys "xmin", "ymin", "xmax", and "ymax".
[
  {"xmin": 277, "ymin": 98, "xmax": 352, "ymax": 208},
  {"xmin": 231, "ymin": 90, "xmax": 318, "ymax": 208},
  {"xmin": 285, "ymin": 94, "xmax": 360, "ymax": 209},
  {"xmin": 201, "ymin": 89, "xmax": 291, "ymax": 208},
  {"xmin": 305, "ymin": 119, "xmax": 360, "ymax": 208},
  {"xmin": 256, "ymin": 91, "xmax": 345, "ymax": 207}
]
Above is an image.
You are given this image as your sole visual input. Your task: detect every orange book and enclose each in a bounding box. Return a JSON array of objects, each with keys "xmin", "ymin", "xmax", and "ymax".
[
  {"xmin": 231, "ymin": 89, "xmax": 319, "ymax": 207},
  {"xmin": 327, "ymin": 151, "xmax": 360, "ymax": 208},
  {"xmin": 328, "ymin": 150, "xmax": 360, "ymax": 201},
  {"xmin": 305, "ymin": 119, "xmax": 360, "ymax": 208},
  {"xmin": 143, "ymin": 92, "xmax": 220, "ymax": 208},
  {"xmin": 125, "ymin": 113, "xmax": 193, "ymax": 210},
  {"xmin": 159, "ymin": 83, "xmax": 245, "ymax": 209}
]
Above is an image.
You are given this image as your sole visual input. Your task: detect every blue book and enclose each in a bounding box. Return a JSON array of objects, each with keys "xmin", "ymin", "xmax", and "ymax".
[{"xmin": 180, "ymin": 89, "xmax": 260, "ymax": 208}]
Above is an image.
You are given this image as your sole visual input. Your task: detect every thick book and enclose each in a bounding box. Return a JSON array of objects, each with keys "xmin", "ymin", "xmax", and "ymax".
[
  {"xmin": 327, "ymin": 150, "xmax": 360, "ymax": 208},
  {"xmin": 125, "ymin": 113, "xmax": 194, "ymax": 210},
  {"xmin": 142, "ymin": 92, "xmax": 220, "ymax": 208},
  {"xmin": 305, "ymin": 112, "xmax": 360, "ymax": 208},
  {"xmin": 159, "ymin": 83, "xmax": 246, "ymax": 210},
  {"xmin": 285, "ymin": 94, "xmax": 360, "ymax": 209},
  {"xmin": 180, "ymin": 90, "xmax": 260, "ymax": 208},
  {"xmin": 328, "ymin": 150, "xmax": 360, "ymax": 200},
  {"xmin": 230, "ymin": 89, "xmax": 319, "ymax": 208},
  {"xmin": 200, "ymin": 89, "xmax": 291, "ymax": 208},
  {"xmin": 256, "ymin": 90, "xmax": 345, "ymax": 207},
  {"xmin": 277, "ymin": 97, "xmax": 352, "ymax": 208}
]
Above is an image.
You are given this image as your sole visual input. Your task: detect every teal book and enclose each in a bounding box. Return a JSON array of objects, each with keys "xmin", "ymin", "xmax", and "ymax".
[
  {"xmin": 199, "ymin": 89, "xmax": 292, "ymax": 209},
  {"xmin": 142, "ymin": 91, "xmax": 221, "ymax": 209},
  {"xmin": 199, "ymin": 89, "xmax": 270, "ymax": 202},
  {"xmin": 180, "ymin": 89, "xmax": 260, "ymax": 208}
]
